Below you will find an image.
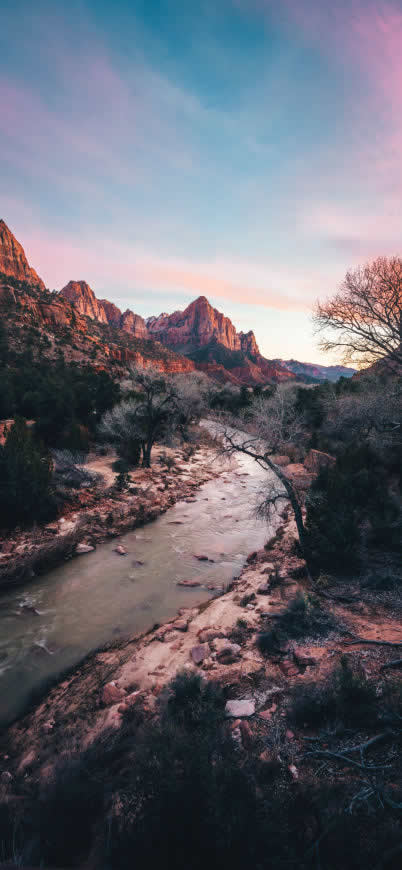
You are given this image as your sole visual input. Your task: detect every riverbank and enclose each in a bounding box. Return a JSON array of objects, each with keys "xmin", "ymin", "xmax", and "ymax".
[
  {"xmin": 0, "ymin": 432, "xmax": 225, "ymax": 591},
  {"xmin": 1, "ymin": 494, "xmax": 401, "ymax": 870},
  {"xmin": 3, "ymin": 502, "xmax": 400, "ymax": 776}
]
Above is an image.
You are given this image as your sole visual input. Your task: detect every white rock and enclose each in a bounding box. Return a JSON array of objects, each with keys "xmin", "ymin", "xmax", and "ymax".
[
  {"xmin": 225, "ymin": 699, "xmax": 255, "ymax": 718},
  {"xmin": 76, "ymin": 542, "xmax": 95, "ymax": 555}
]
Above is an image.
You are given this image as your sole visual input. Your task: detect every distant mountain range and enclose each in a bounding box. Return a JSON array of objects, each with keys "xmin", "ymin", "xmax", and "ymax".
[{"xmin": 0, "ymin": 218, "xmax": 356, "ymax": 385}]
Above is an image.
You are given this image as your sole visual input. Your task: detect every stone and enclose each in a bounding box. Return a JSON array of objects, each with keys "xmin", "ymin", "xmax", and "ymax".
[
  {"xmin": 114, "ymin": 545, "xmax": 127, "ymax": 555},
  {"xmin": 198, "ymin": 628, "xmax": 227, "ymax": 643},
  {"xmin": 190, "ymin": 643, "xmax": 210, "ymax": 665},
  {"xmin": 257, "ymin": 583, "xmax": 271, "ymax": 595},
  {"xmin": 177, "ymin": 579, "xmax": 201, "ymax": 587},
  {"xmin": 212, "ymin": 638, "xmax": 241, "ymax": 660},
  {"xmin": 174, "ymin": 619, "xmax": 189, "ymax": 631},
  {"xmin": 75, "ymin": 542, "xmax": 95, "ymax": 555},
  {"xmin": 304, "ymin": 449, "xmax": 336, "ymax": 473},
  {"xmin": 102, "ymin": 682, "xmax": 126, "ymax": 706},
  {"xmin": 193, "ymin": 554, "xmax": 209, "ymax": 561},
  {"xmin": 225, "ymin": 699, "xmax": 256, "ymax": 718}
]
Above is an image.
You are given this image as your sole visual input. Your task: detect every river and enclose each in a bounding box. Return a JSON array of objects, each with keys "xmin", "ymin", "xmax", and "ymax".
[{"xmin": 0, "ymin": 444, "xmax": 276, "ymax": 726}]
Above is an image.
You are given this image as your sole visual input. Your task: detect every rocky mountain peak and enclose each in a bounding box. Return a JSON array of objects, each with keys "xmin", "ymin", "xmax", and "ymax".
[
  {"xmin": 0, "ymin": 219, "xmax": 45, "ymax": 290},
  {"xmin": 60, "ymin": 280, "xmax": 149, "ymax": 339},
  {"xmin": 60, "ymin": 280, "xmax": 108, "ymax": 323},
  {"xmin": 146, "ymin": 295, "xmax": 261, "ymax": 356}
]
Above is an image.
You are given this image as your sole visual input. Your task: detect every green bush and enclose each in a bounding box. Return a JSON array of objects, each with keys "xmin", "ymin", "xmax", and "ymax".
[
  {"xmin": 0, "ymin": 418, "xmax": 56, "ymax": 529},
  {"xmin": 257, "ymin": 593, "xmax": 335, "ymax": 656},
  {"xmin": 289, "ymin": 656, "xmax": 379, "ymax": 728}
]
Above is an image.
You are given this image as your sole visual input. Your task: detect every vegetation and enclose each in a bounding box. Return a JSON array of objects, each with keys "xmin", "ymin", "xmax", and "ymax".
[
  {"xmin": 0, "ymin": 325, "xmax": 120, "ymax": 448},
  {"xmin": 0, "ymin": 418, "xmax": 56, "ymax": 529},
  {"xmin": 314, "ymin": 255, "xmax": 402, "ymax": 368},
  {"xmin": 100, "ymin": 367, "xmax": 208, "ymax": 467}
]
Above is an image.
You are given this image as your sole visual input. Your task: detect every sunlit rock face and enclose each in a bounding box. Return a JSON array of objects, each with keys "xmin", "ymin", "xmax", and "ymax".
[
  {"xmin": 60, "ymin": 282, "xmax": 149, "ymax": 339},
  {"xmin": 147, "ymin": 295, "xmax": 260, "ymax": 354},
  {"xmin": 0, "ymin": 219, "xmax": 45, "ymax": 290},
  {"xmin": 60, "ymin": 280, "xmax": 109, "ymax": 323}
]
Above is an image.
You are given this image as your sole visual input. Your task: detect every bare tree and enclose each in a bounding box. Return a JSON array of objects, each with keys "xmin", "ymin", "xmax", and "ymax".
[
  {"xmin": 323, "ymin": 382, "xmax": 402, "ymax": 448},
  {"xmin": 314, "ymin": 256, "xmax": 402, "ymax": 369},
  {"xmin": 100, "ymin": 366, "xmax": 207, "ymax": 467},
  {"xmin": 217, "ymin": 388, "xmax": 311, "ymax": 566}
]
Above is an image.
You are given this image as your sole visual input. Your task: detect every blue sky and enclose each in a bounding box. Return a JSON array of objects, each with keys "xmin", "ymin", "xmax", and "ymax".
[{"xmin": 2, "ymin": 0, "xmax": 402, "ymax": 362}]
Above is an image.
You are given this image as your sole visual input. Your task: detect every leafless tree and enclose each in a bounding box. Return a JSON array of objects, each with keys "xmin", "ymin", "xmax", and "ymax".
[
  {"xmin": 216, "ymin": 388, "xmax": 311, "ymax": 566},
  {"xmin": 323, "ymin": 381, "xmax": 402, "ymax": 448},
  {"xmin": 314, "ymin": 256, "xmax": 402, "ymax": 369},
  {"xmin": 100, "ymin": 366, "xmax": 207, "ymax": 467}
]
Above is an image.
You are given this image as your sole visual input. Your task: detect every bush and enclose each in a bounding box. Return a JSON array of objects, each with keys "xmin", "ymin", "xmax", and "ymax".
[
  {"xmin": 305, "ymin": 443, "xmax": 402, "ymax": 575},
  {"xmin": 112, "ymin": 458, "xmax": 130, "ymax": 473},
  {"xmin": 257, "ymin": 593, "xmax": 335, "ymax": 658},
  {"xmin": 0, "ymin": 418, "xmax": 56, "ymax": 529},
  {"xmin": 289, "ymin": 656, "xmax": 379, "ymax": 728}
]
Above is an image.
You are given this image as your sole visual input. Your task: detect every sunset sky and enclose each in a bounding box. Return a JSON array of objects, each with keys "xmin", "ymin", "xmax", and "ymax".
[{"xmin": 2, "ymin": 0, "xmax": 402, "ymax": 362}]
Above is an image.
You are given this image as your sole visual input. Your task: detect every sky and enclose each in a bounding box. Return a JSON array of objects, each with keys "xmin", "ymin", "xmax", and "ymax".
[{"xmin": 2, "ymin": 0, "xmax": 402, "ymax": 363}]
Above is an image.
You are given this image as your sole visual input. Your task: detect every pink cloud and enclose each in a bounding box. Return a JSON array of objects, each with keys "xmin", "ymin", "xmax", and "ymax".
[{"xmin": 18, "ymin": 224, "xmax": 312, "ymax": 313}]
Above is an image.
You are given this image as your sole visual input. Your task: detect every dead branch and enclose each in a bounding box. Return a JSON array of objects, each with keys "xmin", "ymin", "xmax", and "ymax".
[{"xmin": 344, "ymin": 637, "xmax": 402, "ymax": 648}]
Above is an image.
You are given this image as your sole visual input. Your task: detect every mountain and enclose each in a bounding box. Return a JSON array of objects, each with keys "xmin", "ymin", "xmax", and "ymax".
[
  {"xmin": 279, "ymin": 359, "xmax": 357, "ymax": 383},
  {"xmin": 60, "ymin": 280, "xmax": 149, "ymax": 339},
  {"xmin": 146, "ymin": 296, "xmax": 293, "ymax": 386},
  {"xmin": 147, "ymin": 296, "xmax": 258, "ymax": 355},
  {"xmin": 0, "ymin": 219, "xmax": 45, "ymax": 290}
]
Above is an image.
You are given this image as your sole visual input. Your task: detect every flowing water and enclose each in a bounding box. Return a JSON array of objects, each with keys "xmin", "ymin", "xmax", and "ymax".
[{"xmin": 0, "ymin": 443, "xmax": 277, "ymax": 726}]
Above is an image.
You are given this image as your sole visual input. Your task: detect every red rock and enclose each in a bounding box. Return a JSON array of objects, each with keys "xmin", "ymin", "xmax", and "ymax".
[
  {"xmin": 0, "ymin": 219, "xmax": 45, "ymax": 289},
  {"xmin": 102, "ymin": 682, "xmax": 126, "ymax": 706},
  {"xmin": 177, "ymin": 579, "xmax": 201, "ymax": 587},
  {"xmin": 190, "ymin": 643, "xmax": 210, "ymax": 665}
]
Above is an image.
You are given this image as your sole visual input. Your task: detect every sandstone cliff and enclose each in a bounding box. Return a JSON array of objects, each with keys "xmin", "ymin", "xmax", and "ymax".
[
  {"xmin": 146, "ymin": 296, "xmax": 260, "ymax": 355},
  {"xmin": 60, "ymin": 281, "xmax": 149, "ymax": 340},
  {"xmin": 0, "ymin": 220, "xmax": 45, "ymax": 290}
]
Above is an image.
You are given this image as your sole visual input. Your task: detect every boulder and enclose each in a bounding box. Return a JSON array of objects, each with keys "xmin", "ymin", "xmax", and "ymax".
[
  {"xmin": 114, "ymin": 545, "xmax": 127, "ymax": 555},
  {"xmin": 198, "ymin": 628, "xmax": 227, "ymax": 643},
  {"xmin": 177, "ymin": 579, "xmax": 201, "ymax": 587},
  {"xmin": 212, "ymin": 638, "xmax": 241, "ymax": 659},
  {"xmin": 304, "ymin": 449, "xmax": 336, "ymax": 473},
  {"xmin": 174, "ymin": 619, "xmax": 189, "ymax": 631},
  {"xmin": 225, "ymin": 699, "xmax": 256, "ymax": 718},
  {"xmin": 190, "ymin": 643, "xmax": 210, "ymax": 665},
  {"xmin": 76, "ymin": 542, "xmax": 95, "ymax": 555},
  {"xmin": 102, "ymin": 682, "xmax": 126, "ymax": 706}
]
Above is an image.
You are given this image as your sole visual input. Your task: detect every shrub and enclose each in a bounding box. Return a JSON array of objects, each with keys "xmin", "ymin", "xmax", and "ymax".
[
  {"xmin": 112, "ymin": 458, "xmax": 130, "ymax": 473},
  {"xmin": 257, "ymin": 593, "xmax": 335, "ymax": 657},
  {"xmin": 0, "ymin": 418, "xmax": 56, "ymax": 529},
  {"xmin": 289, "ymin": 656, "xmax": 378, "ymax": 728}
]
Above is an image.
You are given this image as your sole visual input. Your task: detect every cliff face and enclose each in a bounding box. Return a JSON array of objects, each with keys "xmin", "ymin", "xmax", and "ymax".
[
  {"xmin": 0, "ymin": 220, "xmax": 45, "ymax": 290},
  {"xmin": 60, "ymin": 281, "xmax": 109, "ymax": 323},
  {"xmin": 146, "ymin": 296, "xmax": 260, "ymax": 355},
  {"xmin": 60, "ymin": 281, "xmax": 149, "ymax": 340}
]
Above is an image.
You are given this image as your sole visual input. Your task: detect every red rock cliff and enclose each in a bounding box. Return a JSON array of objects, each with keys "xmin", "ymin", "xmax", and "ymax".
[
  {"xmin": 146, "ymin": 296, "xmax": 260, "ymax": 354},
  {"xmin": 0, "ymin": 220, "xmax": 45, "ymax": 290}
]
